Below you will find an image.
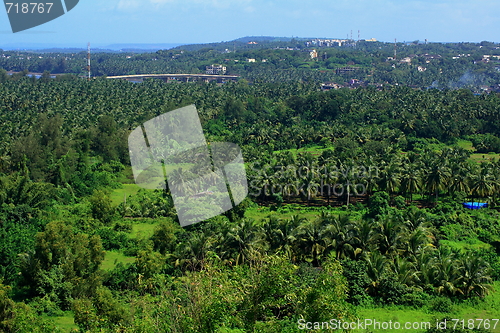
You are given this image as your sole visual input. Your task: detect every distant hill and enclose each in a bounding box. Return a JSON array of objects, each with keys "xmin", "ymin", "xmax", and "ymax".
[
  {"xmin": 104, "ymin": 43, "xmax": 184, "ymax": 51},
  {"xmin": 170, "ymin": 36, "xmax": 315, "ymax": 52}
]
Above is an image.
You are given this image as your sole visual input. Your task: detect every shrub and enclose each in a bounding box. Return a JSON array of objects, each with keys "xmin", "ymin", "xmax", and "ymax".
[
  {"xmin": 402, "ymin": 289, "xmax": 432, "ymax": 308},
  {"xmin": 376, "ymin": 271, "xmax": 409, "ymax": 305},
  {"xmin": 429, "ymin": 297, "xmax": 453, "ymax": 313},
  {"xmin": 341, "ymin": 259, "xmax": 371, "ymax": 305},
  {"xmin": 113, "ymin": 220, "xmax": 132, "ymax": 232},
  {"xmin": 95, "ymin": 227, "xmax": 130, "ymax": 250},
  {"xmin": 394, "ymin": 195, "xmax": 406, "ymax": 209},
  {"xmin": 88, "ymin": 189, "xmax": 115, "ymax": 224},
  {"xmin": 367, "ymin": 191, "xmax": 390, "ymax": 218}
]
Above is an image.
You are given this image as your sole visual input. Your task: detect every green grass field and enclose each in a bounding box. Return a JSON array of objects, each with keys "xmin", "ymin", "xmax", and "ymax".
[
  {"xmin": 440, "ymin": 239, "xmax": 492, "ymax": 251},
  {"xmin": 454, "ymin": 140, "xmax": 500, "ymax": 162},
  {"xmin": 355, "ymin": 306, "xmax": 437, "ymax": 332},
  {"xmin": 100, "ymin": 250, "xmax": 135, "ymax": 271},
  {"xmin": 109, "ymin": 183, "xmax": 141, "ymax": 206},
  {"xmin": 129, "ymin": 219, "xmax": 160, "ymax": 239},
  {"xmin": 355, "ymin": 281, "xmax": 500, "ymax": 332},
  {"xmin": 455, "ymin": 139, "xmax": 475, "ymax": 151},
  {"xmin": 50, "ymin": 313, "xmax": 78, "ymax": 332},
  {"xmin": 470, "ymin": 153, "xmax": 500, "ymax": 163}
]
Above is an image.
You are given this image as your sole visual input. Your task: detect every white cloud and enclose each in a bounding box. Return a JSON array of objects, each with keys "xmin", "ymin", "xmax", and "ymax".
[
  {"xmin": 117, "ymin": 0, "xmax": 141, "ymax": 11},
  {"xmin": 117, "ymin": 0, "xmax": 252, "ymax": 11}
]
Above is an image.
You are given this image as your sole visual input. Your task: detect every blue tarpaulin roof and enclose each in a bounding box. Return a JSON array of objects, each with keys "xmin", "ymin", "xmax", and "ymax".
[{"xmin": 463, "ymin": 202, "xmax": 488, "ymax": 209}]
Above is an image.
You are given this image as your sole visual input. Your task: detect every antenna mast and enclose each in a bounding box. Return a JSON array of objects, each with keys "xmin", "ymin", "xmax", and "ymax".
[
  {"xmin": 394, "ymin": 38, "xmax": 397, "ymax": 60},
  {"xmin": 87, "ymin": 42, "xmax": 91, "ymax": 81}
]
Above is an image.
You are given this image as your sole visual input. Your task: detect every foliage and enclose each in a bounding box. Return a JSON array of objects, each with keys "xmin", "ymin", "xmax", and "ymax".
[
  {"xmin": 1, "ymin": 47, "xmax": 500, "ymax": 329},
  {"xmin": 18, "ymin": 221, "xmax": 105, "ymax": 309}
]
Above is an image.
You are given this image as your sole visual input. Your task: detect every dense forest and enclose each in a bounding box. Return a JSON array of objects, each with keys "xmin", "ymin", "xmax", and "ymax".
[{"xmin": 1, "ymin": 40, "xmax": 500, "ymax": 332}]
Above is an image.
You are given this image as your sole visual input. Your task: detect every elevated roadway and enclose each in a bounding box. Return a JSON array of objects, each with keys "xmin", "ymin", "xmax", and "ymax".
[{"xmin": 107, "ymin": 73, "xmax": 239, "ymax": 83}]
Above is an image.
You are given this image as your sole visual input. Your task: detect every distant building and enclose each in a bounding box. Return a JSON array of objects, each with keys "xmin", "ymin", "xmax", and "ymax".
[
  {"xmin": 482, "ymin": 55, "xmax": 500, "ymax": 62},
  {"xmin": 206, "ymin": 64, "xmax": 227, "ymax": 75},
  {"xmin": 336, "ymin": 66, "xmax": 359, "ymax": 74},
  {"xmin": 347, "ymin": 79, "xmax": 366, "ymax": 88},
  {"xmin": 307, "ymin": 38, "xmax": 349, "ymax": 47},
  {"xmin": 310, "ymin": 49, "xmax": 318, "ymax": 59},
  {"xmin": 247, "ymin": 59, "xmax": 256, "ymax": 63},
  {"xmin": 321, "ymin": 82, "xmax": 343, "ymax": 90},
  {"xmin": 423, "ymin": 54, "xmax": 441, "ymax": 61}
]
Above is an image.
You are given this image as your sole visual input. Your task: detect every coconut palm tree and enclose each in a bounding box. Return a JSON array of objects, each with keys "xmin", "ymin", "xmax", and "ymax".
[
  {"xmin": 261, "ymin": 216, "xmax": 283, "ymax": 253},
  {"xmin": 459, "ymin": 255, "xmax": 493, "ymax": 298},
  {"xmin": 174, "ymin": 230, "xmax": 214, "ymax": 271},
  {"xmin": 414, "ymin": 248, "xmax": 438, "ymax": 292},
  {"xmin": 281, "ymin": 215, "xmax": 306, "ymax": 261},
  {"xmin": 336, "ymin": 160, "xmax": 362, "ymax": 207},
  {"xmin": 350, "ymin": 219, "xmax": 380, "ymax": 259},
  {"xmin": 391, "ymin": 256, "xmax": 418, "ymax": 286},
  {"xmin": 365, "ymin": 251, "xmax": 388, "ymax": 294},
  {"xmin": 448, "ymin": 161, "xmax": 471, "ymax": 198},
  {"xmin": 223, "ymin": 218, "xmax": 262, "ymax": 265},
  {"xmin": 377, "ymin": 161, "xmax": 401, "ymax": 203},
  {"xmin": 423, "ymin": 162, "xmax": 451, "ymax": 203},
  {"xmin": 281, "ymin": 165, "xmax": 298, "ymax": 203},
  {"xmin": 321, "ymin": 213, "xmax": 355, "ymax": 260},
  {"xmin": 320, "ymin": 162, "xmax": 339, "ymax": 205},
  {"xmin": 300, "ymin": 165, "xmax": 320, "ymax": 206},
  {"xmin": 293, "ymin": 217, "xmax": 328, "ymax": 267},
  {"xmin": 377, "ymin": 215, "xmax": 406, "ymax": 257},
  {"xmin": 470, "ymin": 163, "xmax": 494, "ymax": 202},
  {"xmin": 168, "ymin": 167, "xmax": 197, "ymax": 197},
  {"xmin": 433, "ymin": 247, "xmax": 462, "ymax": 297},
  {"xmin": 400, "ymin": 163, "xmax": 421, "ymax": 204},
  {"xmin": 405, "ymin": 227, "xmax": 434, "ymax": 258}
]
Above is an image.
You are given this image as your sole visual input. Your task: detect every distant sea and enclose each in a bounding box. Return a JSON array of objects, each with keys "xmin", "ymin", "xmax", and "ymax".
[{"xmin": 0, "ymin": 43, "xmax": 184, "ymax": 52}]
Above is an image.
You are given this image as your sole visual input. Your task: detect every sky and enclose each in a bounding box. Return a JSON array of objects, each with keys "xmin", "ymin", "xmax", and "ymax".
[{"xmin": 1, "ymin": 0, "xmax": 499, "ymax": 48}]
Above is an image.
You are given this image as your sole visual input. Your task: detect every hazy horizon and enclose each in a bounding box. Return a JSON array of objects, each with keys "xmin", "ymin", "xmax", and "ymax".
[
  {"xmin": 0, "ymin": 37, "xmax": 497, "ymax": 53},
  {"xmin": 0, "ymin": 0, "xmax": 499, "ymax": 47}
]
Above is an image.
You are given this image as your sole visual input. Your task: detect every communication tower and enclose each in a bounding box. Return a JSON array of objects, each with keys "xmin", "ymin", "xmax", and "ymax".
[
  {"xmin": 394, "ymin": 38, "xmax": 397, "ymax": 60},
  {"xmin": 87, "ymin": 42, "xmax": 91, "ymax": 81}
]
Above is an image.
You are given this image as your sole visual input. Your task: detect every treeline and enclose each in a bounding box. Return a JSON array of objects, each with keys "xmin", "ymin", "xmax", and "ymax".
[
  {"xmin": 1, "ymin": 40, "xmax": 500, "ymax": 88},
  {"xmin": 1, "ymin": 191, "xmax": 497, "ymax": 331},
  {"xmin": 3, "ymin": 77, "xmax": 500, "ymax": 183},
  {"xmin": 2, "ymin": 77, "xmax": 500, "ymax": 148},
  {"xmin": 249, "ymin": 147, "xmax": 500, "ymax": 208}
]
